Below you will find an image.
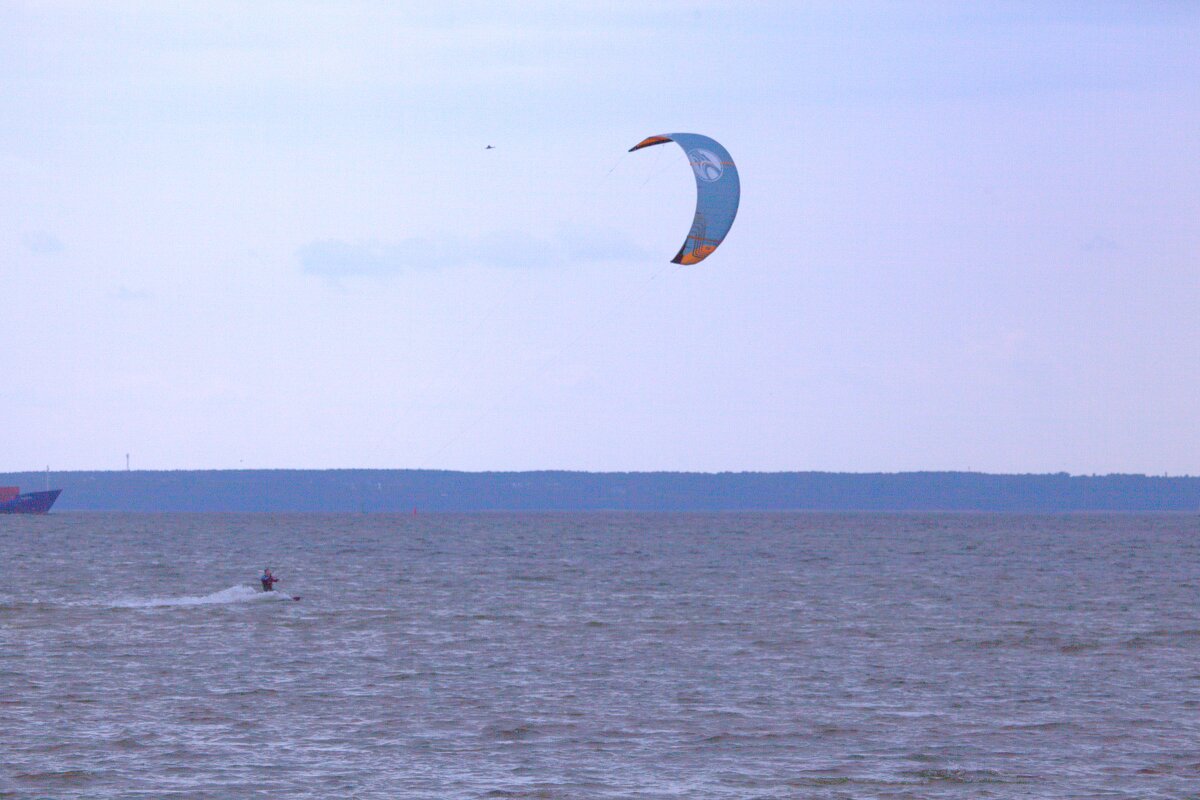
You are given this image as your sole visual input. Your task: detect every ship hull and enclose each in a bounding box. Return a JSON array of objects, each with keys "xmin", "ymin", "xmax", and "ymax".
[{"xmin": 0, "ymin": 489, "xmax": 62, "ymax": 514}]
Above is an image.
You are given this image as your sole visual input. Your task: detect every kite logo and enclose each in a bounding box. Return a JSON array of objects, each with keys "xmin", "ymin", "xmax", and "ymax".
[{"xmin": 688, "ymin": 148, "xmax": 724, "ymax": 182}]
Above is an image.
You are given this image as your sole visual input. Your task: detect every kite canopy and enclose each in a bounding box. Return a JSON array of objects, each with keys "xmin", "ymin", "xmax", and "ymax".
[{"xmin": 629, "ymin": 133, "xmax": 740, "ymax": 264}]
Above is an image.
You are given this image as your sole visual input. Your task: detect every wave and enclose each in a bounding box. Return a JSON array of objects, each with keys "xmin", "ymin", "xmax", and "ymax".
[
  {"xmin": 106, "ymin": 585, "xmax": 294, "ymax": 609},
  {"xmin": 902, "ymin": 768, "xmax": 1033, "ymax": 785}
]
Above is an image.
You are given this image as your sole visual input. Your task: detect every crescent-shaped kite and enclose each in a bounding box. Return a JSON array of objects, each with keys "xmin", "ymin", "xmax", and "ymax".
[{"xmin": 629, "ymin": 133, "xmax": 740, "ymax": 264}]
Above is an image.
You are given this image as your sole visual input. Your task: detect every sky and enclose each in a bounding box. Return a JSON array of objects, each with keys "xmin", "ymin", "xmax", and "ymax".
[{"xmin": 3, "ymin": 1, "xmax": 1199, "ymax": 474}]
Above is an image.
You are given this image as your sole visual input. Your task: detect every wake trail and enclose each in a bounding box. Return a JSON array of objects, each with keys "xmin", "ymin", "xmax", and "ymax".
[{"xmin": 101, "ymin": 585, "xmax": 296, "ymax": 609}]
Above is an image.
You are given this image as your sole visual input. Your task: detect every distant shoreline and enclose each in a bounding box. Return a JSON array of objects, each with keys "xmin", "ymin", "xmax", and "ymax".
[{"xmin": 1, "ymin": 469, "xmax": 1197, "ymax": 513}]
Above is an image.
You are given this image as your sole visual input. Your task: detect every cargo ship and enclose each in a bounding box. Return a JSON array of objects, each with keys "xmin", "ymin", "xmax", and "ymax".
[{"xmin": 0, "ymin": 486, "xmax": 62, "ymax": 514}]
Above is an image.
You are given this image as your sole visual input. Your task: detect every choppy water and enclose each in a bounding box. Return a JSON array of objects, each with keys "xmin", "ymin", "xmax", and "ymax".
[{"xmin": 2, "ymin": 512, "xmax": 1198, "ymax": 799}]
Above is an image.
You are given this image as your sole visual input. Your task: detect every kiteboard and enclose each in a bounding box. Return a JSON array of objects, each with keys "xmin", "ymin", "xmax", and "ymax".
[{"xmin": 259, "ymin": 588, "xmax": 301, "ymax": 601}]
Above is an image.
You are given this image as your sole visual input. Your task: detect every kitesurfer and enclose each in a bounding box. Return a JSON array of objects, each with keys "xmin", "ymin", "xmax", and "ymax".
[{"xmin": 260, "ymin": 567, "xmax": 278, "ymax": 592}]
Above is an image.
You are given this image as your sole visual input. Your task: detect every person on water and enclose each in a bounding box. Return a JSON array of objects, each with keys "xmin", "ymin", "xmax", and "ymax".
[{"xmin": 260, "ymin": 567, "xmax": 278, "ymax": 592}]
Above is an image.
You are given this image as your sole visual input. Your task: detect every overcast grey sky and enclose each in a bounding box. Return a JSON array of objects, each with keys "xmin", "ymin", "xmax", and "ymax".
[{"xmin": 3, "ymin": 2, "xmax": 1198, "ymax": 473}]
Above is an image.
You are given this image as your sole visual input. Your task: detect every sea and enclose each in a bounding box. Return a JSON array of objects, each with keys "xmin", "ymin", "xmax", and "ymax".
[{"xmin": 2, "ymin": 512, "xmax": 1198, "ymax": 799}]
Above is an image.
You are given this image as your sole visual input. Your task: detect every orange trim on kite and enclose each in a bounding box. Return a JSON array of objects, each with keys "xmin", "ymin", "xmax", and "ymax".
[
  {"xmin": 672, "ymin": 243, "xmax": 718, "ymax": 265},
  {"xmin": 629, "ymin": 135, "xmax": 673, "ymax": 152}
]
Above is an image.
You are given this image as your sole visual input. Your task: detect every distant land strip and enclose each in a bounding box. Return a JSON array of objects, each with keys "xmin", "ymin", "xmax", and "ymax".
[{"xmin": 2, "ymin": 470, "xmax": 1198, "ymax": 513}]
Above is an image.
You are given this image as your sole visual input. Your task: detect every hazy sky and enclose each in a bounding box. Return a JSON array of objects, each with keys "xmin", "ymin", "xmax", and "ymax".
[{"xmin": 3, "ymin": 2, "xmax": 1198, "ymax": 473}]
